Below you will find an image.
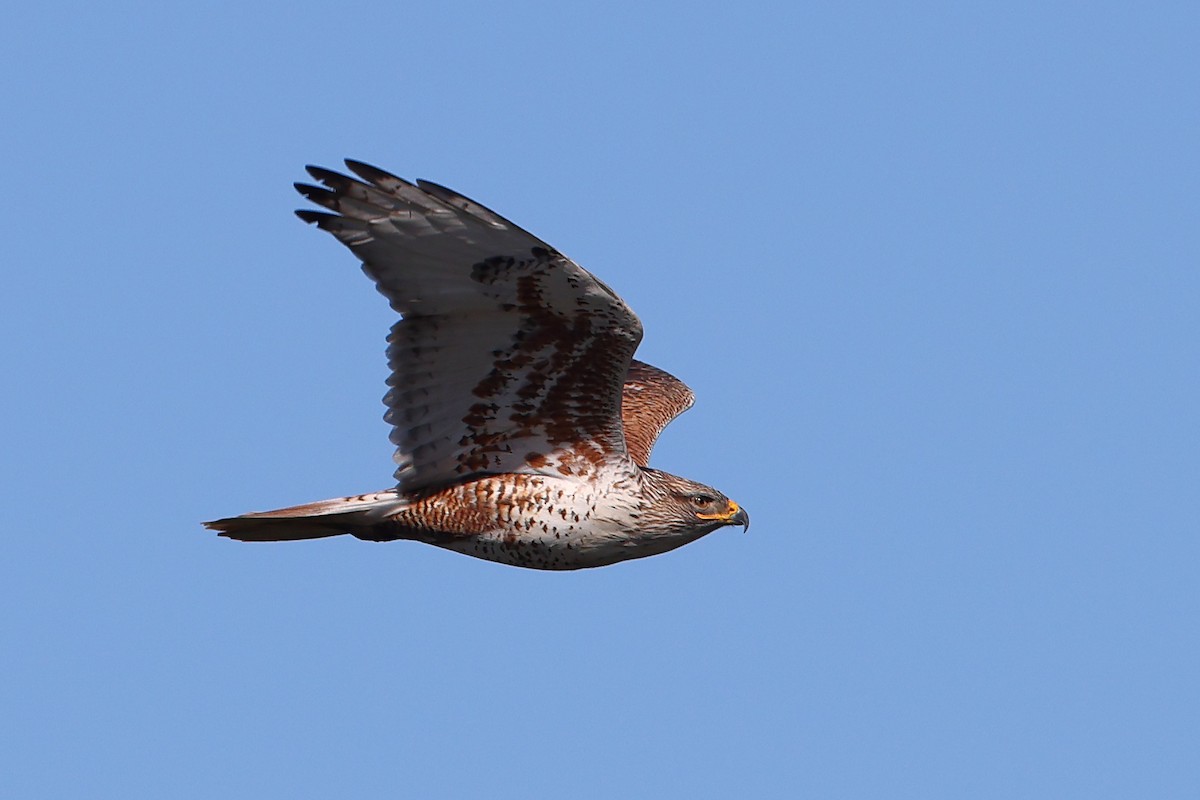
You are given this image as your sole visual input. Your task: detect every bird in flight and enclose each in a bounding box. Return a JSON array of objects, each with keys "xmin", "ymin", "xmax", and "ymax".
[{"xmin": 205, "ymin": 161, "xmax": 748, "ymax": 569}]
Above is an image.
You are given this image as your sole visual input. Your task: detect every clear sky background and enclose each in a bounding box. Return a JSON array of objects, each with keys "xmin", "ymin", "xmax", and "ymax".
[{"xmin": 3, "ymin": 2, "xmax": 1197, "ymax": 798}]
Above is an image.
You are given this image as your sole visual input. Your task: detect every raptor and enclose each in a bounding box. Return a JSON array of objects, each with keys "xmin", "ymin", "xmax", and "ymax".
[{"xmin": 206, "ymin": 161, "xmax": 748, "ymax": 569}]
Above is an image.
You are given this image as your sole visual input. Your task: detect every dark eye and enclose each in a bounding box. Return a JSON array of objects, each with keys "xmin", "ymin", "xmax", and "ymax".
[{"xmin": 691, "ymin": 494, "xmax": 717, "ymax": 507}]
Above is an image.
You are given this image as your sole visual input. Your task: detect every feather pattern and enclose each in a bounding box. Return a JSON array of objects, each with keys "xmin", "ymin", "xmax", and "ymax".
[
  {"xmin": 297, "ymin": 162, "xmax": 644, "ymax": 491},
  {"xmin": 620, "ymin": 360, "xmax": 696, "ymax": 466}
]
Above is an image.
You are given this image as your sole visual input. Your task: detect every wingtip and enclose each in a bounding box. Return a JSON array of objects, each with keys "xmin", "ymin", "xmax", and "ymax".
[
  {"xmin": 305, "ymin": 164, "xmax": 341, "ymax": 184},
  {"xmin": 294, "ymin": 180, "xmax": 321, "ymax": 196},
  {"xmin": 295, "ymin": 182, "xmax": 341, "ymax": 212},
  {"xmin": 343, "ymin": 157, "xmax": 378, "ymax": 174},
  {"xmin": 344, "ymin": 158, "xmax": 412, "ymax": 187},
  {"xmin": 295, "ymin": 208, "xmax": 333, "ymax": 225}
]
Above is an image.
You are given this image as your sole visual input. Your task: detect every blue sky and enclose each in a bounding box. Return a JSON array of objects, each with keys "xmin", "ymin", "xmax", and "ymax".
[{"xmin": 3, "ymin": 2, "xmax": 1198, "ymax": 797}]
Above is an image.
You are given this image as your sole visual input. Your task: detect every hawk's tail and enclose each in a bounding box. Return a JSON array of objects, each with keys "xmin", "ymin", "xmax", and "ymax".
[{"xmin": 204, "ymin": 490, "xmax": 406, "ymax": 542}]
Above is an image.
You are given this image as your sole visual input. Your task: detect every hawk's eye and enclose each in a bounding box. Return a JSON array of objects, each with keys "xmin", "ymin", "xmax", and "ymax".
[{"xmin": 691, "ymin": 493, "xmax": 717, "ymax": 507}]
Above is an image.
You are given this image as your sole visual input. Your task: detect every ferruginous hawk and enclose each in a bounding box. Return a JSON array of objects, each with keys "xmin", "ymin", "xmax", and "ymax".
[{"xmin": 205, "ymin": 161, "xmax": 748, "ymax": 569}]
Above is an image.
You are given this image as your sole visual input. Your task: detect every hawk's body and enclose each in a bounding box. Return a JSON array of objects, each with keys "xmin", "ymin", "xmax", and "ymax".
[{"xmin": 206, "ymin": 161, "xmax": 748, "ymax": 570}]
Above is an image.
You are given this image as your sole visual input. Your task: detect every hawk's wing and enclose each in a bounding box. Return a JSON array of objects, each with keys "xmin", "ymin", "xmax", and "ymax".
[
  {"xmin": 621, "ymin": 360, "xmax": 695, "ymax": 467},
  {"xmin": 295, "ymin": 161, "xmax": 643, "ymax": 491}
]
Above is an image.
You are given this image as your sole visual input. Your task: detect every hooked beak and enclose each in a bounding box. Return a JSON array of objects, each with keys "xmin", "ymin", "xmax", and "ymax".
[
  {"xmin": 728, "ymin": 501, "xmax": 750, "ymax": 533},
  {"xmin": 700, "ymin": 500, "xmax": 750, "ymax": 532}
]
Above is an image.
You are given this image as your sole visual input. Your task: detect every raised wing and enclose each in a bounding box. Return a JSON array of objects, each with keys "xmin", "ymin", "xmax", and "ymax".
[
  {"xmin": 621, "ymin": 360, "xmax": 696, "ymax": 467},
  {"xmin": 295, "ymin": 161, "xmax": 643, "ymax": 491}
]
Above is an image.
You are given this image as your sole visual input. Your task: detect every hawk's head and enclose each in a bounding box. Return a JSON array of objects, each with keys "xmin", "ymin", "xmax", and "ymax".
[{"xmin": 639, "ymin": 469, "xmax": 749, "ymax": 535}]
